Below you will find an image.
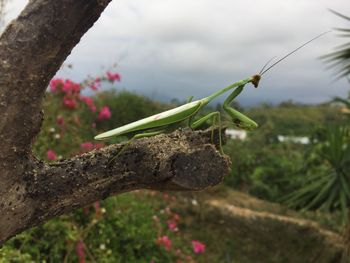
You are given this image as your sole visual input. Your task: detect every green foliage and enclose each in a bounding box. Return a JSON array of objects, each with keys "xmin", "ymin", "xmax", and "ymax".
[
  {"xmin": 284, "ymin": 126, "xmax": 350, "ymax": 221},
  {"xmin": 224, "ymin": 123, "xmax": 304, "ymax": 202},
  {"xmin": 334, "ymin": 91, "xmax": 350, "ymax": 121},
  {"xmin": 0, "ymin": 193, "xmax": 185, "ymax": 262},
  {"xmin": 294, "ymin": 10, "xmax": 350, "ymax": 227},
  {"xmin": 224, "ymin": 99, "xmax": 349, "ymax": 222},
  {"xmin": 248, "ymin": 102, "xmax": 342, "ymax": 136}
]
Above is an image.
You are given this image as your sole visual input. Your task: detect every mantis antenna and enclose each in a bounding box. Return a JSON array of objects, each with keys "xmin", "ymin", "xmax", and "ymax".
[
  {"xmin": 260, "ymin": 30, "xmax": 332, "ymax": 76},
  {"xmin": 259, "ymin": 57, "xmax": 276, "ymax": 75}
]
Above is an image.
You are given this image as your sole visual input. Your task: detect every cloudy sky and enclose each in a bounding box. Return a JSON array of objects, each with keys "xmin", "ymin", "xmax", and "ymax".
[{"xmin": 4, "ymin": 0, "xmax": 350, "ymax": 106}]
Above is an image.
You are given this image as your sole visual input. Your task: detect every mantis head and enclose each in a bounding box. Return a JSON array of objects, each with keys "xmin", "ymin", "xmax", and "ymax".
[{"xmin": 251, "ymin": 74, "xmax": 261, "ymax": 88}]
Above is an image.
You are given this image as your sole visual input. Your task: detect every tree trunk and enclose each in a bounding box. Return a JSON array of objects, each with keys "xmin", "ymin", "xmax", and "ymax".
[{"xmin": 0, "ymin": 0, "xmax": 230, "ymax": 245}]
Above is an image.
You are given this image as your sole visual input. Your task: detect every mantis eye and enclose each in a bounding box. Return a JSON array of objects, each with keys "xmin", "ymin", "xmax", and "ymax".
[{"xmin": 251, "ymin": 75, "xmax": 261, "ymax": 88}]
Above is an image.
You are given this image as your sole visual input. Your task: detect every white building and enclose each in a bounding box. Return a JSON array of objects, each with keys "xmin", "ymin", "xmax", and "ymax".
[
  {"xmin": 277, "ymin": 135, "xmax": 310, "ymax": 144},
  {"xmin": 225, "ymin": 129, "xmax": 247, "ymax": 140}
]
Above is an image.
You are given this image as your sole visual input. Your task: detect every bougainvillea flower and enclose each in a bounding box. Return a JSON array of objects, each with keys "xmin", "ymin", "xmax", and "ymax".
[
  {"xmin": 167, "ymin": 220, "xmax": 177, "ymax": 231},
  {"xmin": 47, "ymin": 150, "xmax": 57, "ymax": 161},
  {"xmin": 157, "ymin": 235, "xmax": 172, "ymax": 251},
  {"xmin": 94, "ymin": 143, "xmax": 104, "ymax": 149},
  {"xmin": 98, "ymin": 106, "xmax": 111, "ymax": 121},
  {"xmin": 80, "ymin": 142, "xmax": 94, "ymax": 151},
  {"xmin": 56, "ymin": 116, "xmax": 65, "ymax": 126},
  {"xmin": 80, "ymin": 96, "xmax": 96, "ymax": 112},
  {"xmin": 94, "ymin": 201, "xmax": 102, "ymax": 217},
  {"xmin": 61, "ymin": 79, "xmax": 73, "ymax": 93},
  {"xmin": 63, "ymin": 96, "xmax": 77, "ymax": 109},
  {"xmin": 192, "ymin": 240, "xmax": 206, "ymax": 254},
  {"xmin": 61, "ymin": 79, "xmax": 81, "ymax": 93},
  {"xmin": 75, "ymin": 240, "xmax": 86, "ymax": 263},
  {"xmin": 49, "ymin": 78, "xmax": 64, "ymax": 92},
  {"xmin": 106, "ymin": 71, "xmax": 121, "ymax": 82},
  {"xmin": 90, "ymin": 83, "xmax": 98, "ymax": 91}
]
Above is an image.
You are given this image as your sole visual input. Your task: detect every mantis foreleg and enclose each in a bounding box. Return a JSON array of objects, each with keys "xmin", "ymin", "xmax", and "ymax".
[{"xmin": 223, "ymin": 85, "xmax": 258, "ymax": 130}]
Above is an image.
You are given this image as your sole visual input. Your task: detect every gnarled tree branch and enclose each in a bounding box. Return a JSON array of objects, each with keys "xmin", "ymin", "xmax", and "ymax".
[
  {"xmin": 1, "ymin": 129, "xmax": 230, "ymax": 244},
  {"xmin": 0, "ymin": 0, "xmax": 230, "ymax": 245}
]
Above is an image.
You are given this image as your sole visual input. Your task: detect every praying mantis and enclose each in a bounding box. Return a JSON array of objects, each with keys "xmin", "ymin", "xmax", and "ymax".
[{"xmin": 94, "ymin": 32, "xmax": 329, "ymax": 156}]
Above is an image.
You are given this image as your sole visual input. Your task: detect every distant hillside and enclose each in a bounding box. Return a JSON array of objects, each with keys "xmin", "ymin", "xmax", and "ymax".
[{"xmin": 247, "ymin": 102, "xmax": 343, "ymax": 135}]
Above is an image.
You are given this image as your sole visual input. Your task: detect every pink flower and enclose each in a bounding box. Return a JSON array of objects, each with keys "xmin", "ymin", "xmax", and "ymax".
[
  {"xmin": 61, "ymin": 79, "xmax": 81, "ymax": 93},
  {"xmin": 94, "ymin": 201, "xmax": 101, "ymax": 217},
  {"xmin": 192, "ymin": 240, "xmax": 206, "ymax": 254},
  {"xmin": 94, "ymin": 143, "xmax": 104, "ymax": 149},
  {"xmin": 157, "ymin": 236, "xmax": 172, "ymax": 251},
  {"xmin": 61, "ymin": 80, "xmax": 72, "ymax": 93},
  {"xmin": 80, "ymin": 96, "xmax": 96, "ymax": 112},
  {"xmin": 47, "ymin": 150, "xmax": 57, "ymax": 161},
  {"xmin": 90, "ymin": 83, "xmax": 98, "ymax": 91},
  {"xmin": 106, "ymin": 71, "xmax": 121, "ymax": 82},
  {"xmin": 98, "ymin": 106, "xmax": 111, "ymax": 121},
  {"xmin": 81, "ymin": 142, "xmax": 94, "ymax": 151},
  {"xmin": 49, "ymin": 78, "xmax": 64, "ymax": 92},
  {"xmin": 89, "ymin": 78, "xmax": 101, "ymax": 91},
  {"xmin": 167, "ymin": 220, "xmax": 177, "ymax": 231},
  {"xmin": 49, "ymin": 78, "xmax": 81, "ymax": 93},
  {"xmin": 71, "ymin": 82, "xmax": 81, "ymax": 93},
  {"xmin": 56, "ymin": 116, "xmax": 65, "ymax": 126},
  {"xmin": 75, "ymin": 240, "xmax": 86, "ymax": 263},
  {"xmin": 63, "ymin": 96, "xmax": 77, "ymax": 109}
]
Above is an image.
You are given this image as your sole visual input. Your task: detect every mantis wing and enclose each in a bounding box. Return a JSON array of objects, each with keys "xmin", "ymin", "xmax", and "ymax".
[{"xmin": 95, "ymin": 100, "xmax": 205, "ymax": 140}]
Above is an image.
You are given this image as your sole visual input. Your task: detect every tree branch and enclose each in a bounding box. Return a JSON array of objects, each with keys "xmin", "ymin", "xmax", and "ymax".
[
  {"xmin": 0, "ymin": 0, "xmax": 230, "ymax": 245},
  {"xmin": 0, "ymin": 129, "xmax": 230, "ymax": 244}
]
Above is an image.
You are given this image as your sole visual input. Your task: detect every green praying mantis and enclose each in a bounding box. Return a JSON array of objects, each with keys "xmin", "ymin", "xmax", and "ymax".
[{"xmin": 94, "ymin": 32, "xmax": 329, "ymax": 157}]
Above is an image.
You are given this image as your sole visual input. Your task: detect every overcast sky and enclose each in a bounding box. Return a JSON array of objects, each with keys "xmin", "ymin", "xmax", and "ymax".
[{"xmin": 4, "ymin": 0, "xmax": 350, "ymax": 106}]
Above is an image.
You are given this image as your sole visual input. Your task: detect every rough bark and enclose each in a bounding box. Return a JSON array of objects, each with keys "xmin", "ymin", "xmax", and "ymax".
[
  {"xmin": 0, "ymin": 0, "xmax": 230, "ymax": 245},
  {"xmin": 1, "ymin": 129, "xmax": 230, "ymax": 244}
]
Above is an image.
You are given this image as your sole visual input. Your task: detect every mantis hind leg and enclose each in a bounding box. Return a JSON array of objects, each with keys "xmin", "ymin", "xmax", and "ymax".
[
  {"xmin": 223, "ymin": 85, "xmax": 258, "ymax": 130},
  {"xmin": 190, "ymin": 111, "xmax": 223, "ymax": 154},
  {"xmin": 108, "ymin": 129, "xmax": 166, "ymax": 165}
]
